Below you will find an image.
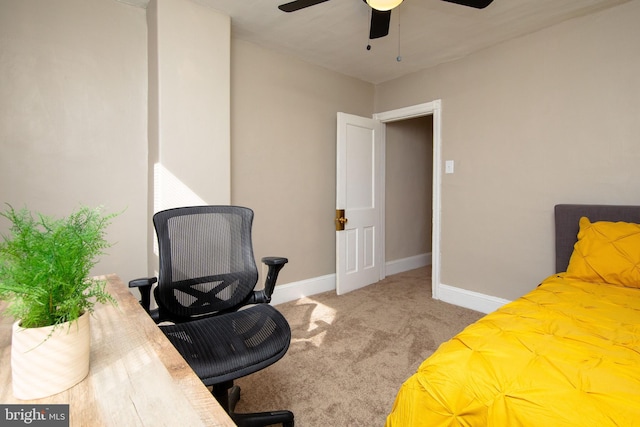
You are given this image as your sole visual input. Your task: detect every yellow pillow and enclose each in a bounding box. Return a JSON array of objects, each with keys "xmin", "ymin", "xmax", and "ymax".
[{"xmin": 565, "ymin": 217, "xmax": 640, "ymax": 288}]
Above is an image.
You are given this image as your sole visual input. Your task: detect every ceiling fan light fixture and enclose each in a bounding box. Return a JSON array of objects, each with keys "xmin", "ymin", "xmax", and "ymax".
[{"xmin": 366, "ymin": 0, "xmax": 403, "ymax": 12}]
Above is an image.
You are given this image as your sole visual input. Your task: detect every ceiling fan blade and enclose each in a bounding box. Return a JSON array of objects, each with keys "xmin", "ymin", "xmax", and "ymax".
[
  {"xmin": 278, "ymin": 0, "xmax": 330, "ymax": 13},
  {"xmin": 441, "ymin": 0, "xmax": 494, "ymax": 9},
  {"xmin": 369, "ymin": 9, "xmax": 391, "ymax": 39}
]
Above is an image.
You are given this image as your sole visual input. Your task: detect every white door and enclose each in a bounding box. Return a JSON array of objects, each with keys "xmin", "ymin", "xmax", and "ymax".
[{"xmin": 336, "ymin": 112, "xmax": 383, "ymax": 295}]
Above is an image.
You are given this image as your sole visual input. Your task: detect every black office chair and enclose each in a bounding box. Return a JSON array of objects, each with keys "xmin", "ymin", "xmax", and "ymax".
[{"xmin": 129, "ymin": 205, "xmax": 294, "ymax": 427}]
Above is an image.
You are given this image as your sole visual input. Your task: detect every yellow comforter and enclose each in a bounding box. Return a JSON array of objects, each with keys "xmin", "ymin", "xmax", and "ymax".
[{"xmin": 386, "ymin": 275, "xmax": 640, "ymax": 427}]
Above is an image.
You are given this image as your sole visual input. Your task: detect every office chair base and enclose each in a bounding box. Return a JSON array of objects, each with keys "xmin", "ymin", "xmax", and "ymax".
[
  {"xmin": 212, "ymin": 382, "xmax": 294, "ymax": 427},
  {"xmin": 232, "ymin": 410, "xmax": 294, "ymax": 427}
]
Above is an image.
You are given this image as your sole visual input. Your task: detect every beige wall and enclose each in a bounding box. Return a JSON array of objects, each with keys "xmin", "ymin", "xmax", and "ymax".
[
  {"xmin": 0, "ymin": 0, "xmax": 374, "ymax": 289},
  {"xmin": 375, "ymin": 1, "xmax": 640, "ymax": 300},
  {"xmin": 147, "ymin": 0, "xmax": 230, "ymax": 272},
  {"xmin": 149, "ymin": 0, "xmax": 230, "ymax": 209},
  {"xmin": 5, "ymin": 0, "xmax": 636, "ymax": 302},
  {"xmin": 230, "ymin": 39, "xmax": 374, "ymax": 284},
  {"xmin": 385, "ymin": 117, "xmax": 433, "ymax": 262},
  {"xmin": 0, "ymin": 0, "xmax": 148, "ymax": 283}
]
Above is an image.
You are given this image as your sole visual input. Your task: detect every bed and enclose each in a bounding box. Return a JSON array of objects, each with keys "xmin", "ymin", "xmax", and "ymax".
[{"xmin": 385, "ymin": 204, "xmax": 640, "ymax": 427}]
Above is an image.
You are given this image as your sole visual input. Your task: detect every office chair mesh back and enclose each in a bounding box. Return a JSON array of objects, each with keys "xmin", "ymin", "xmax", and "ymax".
[{"xmin": 154, "ymin": 206, "xmax": 259, "ymax": 318}]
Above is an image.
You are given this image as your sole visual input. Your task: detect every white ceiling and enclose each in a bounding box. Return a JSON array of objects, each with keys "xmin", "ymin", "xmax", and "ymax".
[{"xmin": 123, "ymin": 0, "xmax": 629, "ymax": 84}]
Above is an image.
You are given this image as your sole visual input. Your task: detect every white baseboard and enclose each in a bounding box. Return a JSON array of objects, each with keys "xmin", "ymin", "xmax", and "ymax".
[
  {"xmin": 436, "ymin": 283, "xmax": 511, "ymax": 314},
  {"xmin": 385, "ymin": 253, "xmax": 432, "ymax": 276},
  {"xmin": 271, "ymin": 253, "xmax": 512, "ymax": 315},
  {"xmin": 270, "ymin": 273, "xmax": 336, "ymax": 306},
  {"xmin": 271, "ymin": 253, "xmax": 433, "ymax": 306}
]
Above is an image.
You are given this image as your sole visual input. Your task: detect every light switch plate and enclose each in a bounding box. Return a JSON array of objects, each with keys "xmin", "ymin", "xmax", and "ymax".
[{"xmin": 445, "ymin": 160, "xmax": 454, "ymax": 174}]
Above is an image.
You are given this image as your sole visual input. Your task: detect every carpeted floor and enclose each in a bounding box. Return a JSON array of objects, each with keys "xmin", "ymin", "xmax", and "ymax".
[{"xmin": 234, "ymin": 266, "xmax": 484, "ymax": 426}]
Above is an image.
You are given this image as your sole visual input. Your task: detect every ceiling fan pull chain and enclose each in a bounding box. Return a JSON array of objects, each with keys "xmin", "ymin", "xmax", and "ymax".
[
  {"xmin": 366, "ymin": 6, "xmax": 372, "ymax": 50},
  {"xmin": 396, "ymin": 5, "xmax": 402, "ymax": 61}
]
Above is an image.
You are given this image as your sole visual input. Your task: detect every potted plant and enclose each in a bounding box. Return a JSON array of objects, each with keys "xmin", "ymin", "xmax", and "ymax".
[{"xmin": 0, "ymin": 205, "xmax": 116, "ymax": 400}]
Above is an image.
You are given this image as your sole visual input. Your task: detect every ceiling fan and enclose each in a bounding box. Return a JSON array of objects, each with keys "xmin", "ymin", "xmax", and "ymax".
[{"xmin": 278, "ymin": 0, "xmax": 494, "ymax": 40}]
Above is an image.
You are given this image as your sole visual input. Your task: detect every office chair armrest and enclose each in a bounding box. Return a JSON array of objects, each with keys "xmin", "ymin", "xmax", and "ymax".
[
  {"xmin": 128, "ymin": 277, "xmax": 157, "ymax": 314},
  {"xmin": 246, "ymin": 257, "xmax": 287, "ymax": 304},
  {"xmin": 261, "ymin": 257, "xmax": 288, "ymax": 300}
]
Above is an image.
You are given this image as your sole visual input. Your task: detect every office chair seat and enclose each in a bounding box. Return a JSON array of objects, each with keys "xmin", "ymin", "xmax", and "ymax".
[{"xmin": 161, "ymin": 304, "xmax": 291, "ymax": 385}]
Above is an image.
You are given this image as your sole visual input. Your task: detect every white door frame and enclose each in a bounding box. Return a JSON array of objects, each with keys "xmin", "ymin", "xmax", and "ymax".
[{"xmin": 373, "ymin": 100, "xmax": 442, "ymax": 300}]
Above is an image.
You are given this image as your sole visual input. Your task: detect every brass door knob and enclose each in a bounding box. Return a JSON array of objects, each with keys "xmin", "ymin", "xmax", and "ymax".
[{"xmin": 335, "ymin": 209, "xmax": 348, "ymax": 231}]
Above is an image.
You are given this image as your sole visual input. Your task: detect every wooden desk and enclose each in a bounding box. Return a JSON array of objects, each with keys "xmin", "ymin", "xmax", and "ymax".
[{"xmin": 0, "ymin": 274, "xmax": 236, "ymax": 427}]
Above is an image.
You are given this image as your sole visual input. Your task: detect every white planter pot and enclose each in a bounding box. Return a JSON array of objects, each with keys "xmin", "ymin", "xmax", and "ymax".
[{"xmin": 11, "ymin": 311, "xmax": 90, "ymax": 400}]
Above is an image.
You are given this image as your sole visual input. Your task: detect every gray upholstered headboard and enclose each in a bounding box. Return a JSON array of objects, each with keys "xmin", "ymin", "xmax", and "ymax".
[{"xmin": 554, "ymin": 204, "xmax": 640, "ymax": 273}]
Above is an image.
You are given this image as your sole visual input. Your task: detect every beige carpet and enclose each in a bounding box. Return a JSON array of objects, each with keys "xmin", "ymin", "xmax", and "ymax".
[{"xmin": 234, "ymin": 266, "xmax": 484, "ymax": 426}]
